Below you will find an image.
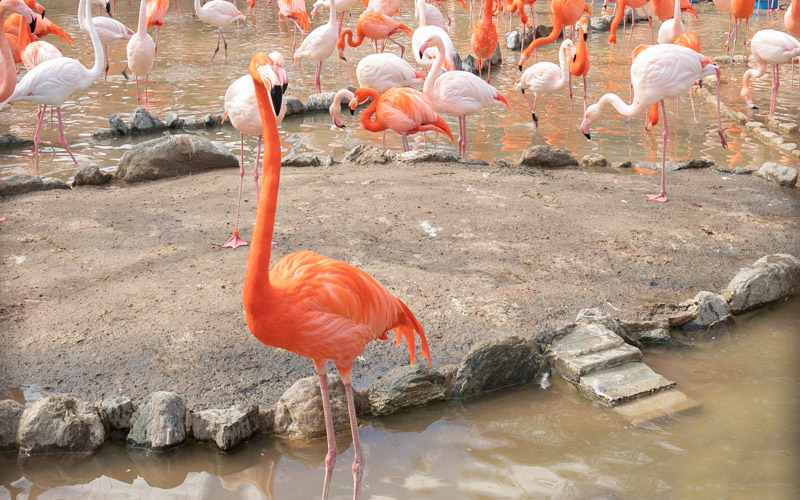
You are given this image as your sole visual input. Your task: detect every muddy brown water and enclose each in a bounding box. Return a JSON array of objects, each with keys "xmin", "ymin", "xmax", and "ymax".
[
  {"xmin": 0, "ymin": 0, "xmax": 797, "ymax": 181},
  {"xmin": 1, "ymin": 295, "xmax": 798, "ymax": 498}
]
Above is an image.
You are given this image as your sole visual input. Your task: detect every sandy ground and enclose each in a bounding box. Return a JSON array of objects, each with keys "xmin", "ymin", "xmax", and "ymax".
[{"xmin": 1, "ymin": 160, "xmax": 798, "ymax": 410}]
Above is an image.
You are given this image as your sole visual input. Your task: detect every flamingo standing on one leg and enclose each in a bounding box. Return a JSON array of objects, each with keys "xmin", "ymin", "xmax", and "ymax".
[
  {"xmin": 741, "ymin": 29, "xmax": 800, "ymax": 114},
  {"xmin": 145, "ymin": 0, "xmax": 168, "ymax": 52},
  {"xmin": 81, "ymin": 0, "xmax": 134, "ymax": 80},
  {"xmin": 518, "ymin": 0, "xmax": 590, "ymax": 69},
  {"xmin": 514, "ymin": 39, "xmax": 575, "ymax": 130},
  {"xmin": 126, "ymin": 0, "xmax": 155, "ymax": 107},
  {"xmin": 242, "ymin": 52, "xmax": 431, "ymax": 500},
  {"xmin": 194, "ymin": 0, "xmax": 246, "ymax": 61},
  {"xmin": 221, "ymin": 53, "xmax": 288, "ymax": 249},
  {"xmin": 350, "ymin": 86, "xmax": 453, "ymax": 151},
  {"xmin": 471, "ymin": 0, "xmax": 498, "ymax": 81},
  {"xmin": 0, "ymin": 0, "xmax": 103, "ymax": 172},
  {"xmin": 356, "ymin": 52, "xmax": 424, "ymax": 91},
  {"xmin": 337, "ymin": 11, "xmax": 412, "ymax": 59},
  {"xmin": 581, "ymin": 44, "xmax": 728, "ymax": 202},
  {"xmin": 420, "ymin": 33, "xmax": 509, "ymax": 157},
  {"xmin": 1, "ymin": 0, "xmax": 37, "ymax": 102},
  {"xmin": 293, "ymin": 0, "xmax": 338, "ymax": 93},
  {"xmin": 569, "ymin": 16, "xmax": 591, "ymax": 113}
]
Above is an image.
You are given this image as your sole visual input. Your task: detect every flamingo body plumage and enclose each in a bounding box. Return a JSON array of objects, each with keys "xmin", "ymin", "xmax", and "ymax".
[
  {"xmin": 356, "ymin": 52, "xmax": 424, "ymax": 92},
  {"xmin": 194, "ymin": 0, "xmax": 246, "ymax": 60},
  {"xmin": 740, "ymin": 29, "xmax": 800, "ymax": 114},
  {"xmin": 515, "ymin": 39, "xmax": 575, "ymax": 128},
  {"xmin": 1, "ymin": 0, "xmax": 37, "ymax": 102},
  {"xmin": 126, "ymin": 0, "xmax": 155, "ymax": 107}
]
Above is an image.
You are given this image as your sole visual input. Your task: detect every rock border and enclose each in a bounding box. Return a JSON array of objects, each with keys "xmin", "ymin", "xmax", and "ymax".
[{"xmin": 1, "ymin": 253, "xmax": 796, "ymax": 458}]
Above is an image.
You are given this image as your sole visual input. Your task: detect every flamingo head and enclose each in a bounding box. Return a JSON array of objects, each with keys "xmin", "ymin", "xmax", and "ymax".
[
  {"xmin": 268, "ymin": 51, "xmax": 289, "ymax": 93},
  {"xmin": 581, "ymin": 102, "xmax": 604, "ymax": 140},
  {"xmin": 330, "ymin": 89, "xmax": 355, "ymax": 129},
  {"xmin": 249, "ymin": 53, "xmax": 283, "ymax": 116},
  {"xmin": 6, "ymin": 0, "xmax": 37, "ymax": 30}
]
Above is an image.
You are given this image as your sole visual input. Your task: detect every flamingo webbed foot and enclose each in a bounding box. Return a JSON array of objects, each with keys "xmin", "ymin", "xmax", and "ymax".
[
  {"xmin": 223, "ymin": 231, "xmax": 248, "ymax": 249},
  {"xmin": 718, "ymin": 130, "xmax": 728, "ymax": 149},
  {"xmin": 646, "ymin": 192, "xmax": 668, "ymax": 203}
]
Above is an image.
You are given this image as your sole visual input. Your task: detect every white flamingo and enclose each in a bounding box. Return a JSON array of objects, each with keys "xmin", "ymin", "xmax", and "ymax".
[
  {"xmin": 293, "ymin": 0, "xmax": 338, "ymax": 93},
  {"xmin": 514, "ymin": 39, "xmax": 575, "ymax": 130},
  {"xmin": 82, "ymin": 0, "xmax": 134, "ymax": 80},
  {"xmin": 741, "ymin": 29, "xmax": 800, "ymax": 114},
  {"xmin": 411, "ymin": 0, "xmax": 453, "ymax": 71},
  {"xmin": 125, "ymin": 0, "xmax": 155, "ymax": 107},
  {"xmin": 194, "ymin": 0, "xmax": 246, "ymax": 61}
]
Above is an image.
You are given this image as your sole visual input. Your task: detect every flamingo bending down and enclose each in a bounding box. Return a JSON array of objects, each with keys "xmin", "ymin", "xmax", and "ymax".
[
  {"xmin": 412, "ymin": 0, "xmax": 454, "ymax": 71},
  {"xmin": 293, "ymin": 0, "xmax": 338, "ymax": 93},
  {"xmin": 569, "ymin": 17, "xmax": 590, "ymax": 113},
  {"xmin": 656, "ymin": 0, "xmax": 685, "ymax": 44},
  {"xmin": 350, "ymin": 86, "xmax": 453, "ymax": 151},
  {"xmin": 194, "ymin": 0, "xmax": 246, "ymax": 61},
  {"xmin": 581, "ymin": 44, "xmax": 728, "ymax": 203},
  {"xmin": 608, "ymin": 0, "xmax": 653, "ymax": 45},
  {"xmin": 329, "ymin": 87, "xmax": 354, "ymax": 128},
  {"xmin": 471, "ymin": 0, "xmax": 498, "ymax": 81},
  {"xmin": 1, "ymin": 0, "xmax": 37, "ymax": 102},
  {"xmin": 514, "ymin": 39, "xmax": 575, "ymax": 130},
  {"xmin": 126, "ymin": 0, "xmax": 155, "ymax": 107},
  {"xmin": 356, "ymin": 52, "xmax": 424, "ymax": 92},
  {"xmin": 81, "ymin": 0, "xmax": 134, "ymax": 79},
  {"xmin": 740, "ymin": 29, "xmax": 800, "ymax": 114},
  {"xmin": 0, "ymin": 0, "xmax": 103, "ymax": 172},
  {"xmin": 420, "ymin": 33, "xmax": 509, "ymax": 157},
  {"xmin": 518, "ymin": 0, "xmax": 590, "ymax": 69},
  {"xmin": 221, "ymin": 53, "xmax": 287, "ymax": 249},
  {"xmin": 337, "ymin": 11, "xmax": 411, "ymax": 59},
  {"xmin": 242, "ymin": 52, "xmax": 431, "ymax": 500}
]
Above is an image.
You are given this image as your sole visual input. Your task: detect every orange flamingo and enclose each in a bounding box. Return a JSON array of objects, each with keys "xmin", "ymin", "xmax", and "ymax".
[
  {"xmin": 723, "ymin": 0, "xmax": 753, "ymax": 58},
  {"xmin": 337, "ymin": 11, "xmax": 412, "ymax": 59},
  {"xmin": 3, "ymin": 12, "xmax": 34, "ymax": 65},
  {"xmin": 518, "ymin": 0, "xmax": 590, "ymax": 69},
  {"xmin": 18, "ymin": 13, "xmax": 60, "ymax": 70},
  {"xmin": 277, "ymin": 0, "xmax": 310, "ymax": 52},
  {"xmin": 650, "ymin": 0, "xmax": 697, "ymax": 21},
  {"xmin": 242, "ymin": 52, "xmax": 431, "ymax": 500},
  {"xmin": 1, "ymin": 0, "xmax": 37, "ymax": 102},
  {"xmin": 788, "ymin": 0, "xmax": 800, "ymax": 38},
  {"xmin": 350, "ymin": 86, "xmax": 453, "ymax": 151},
  {"xmin": 471, "ymin": 0, "xmax": 497, "ymax": 81},
  {"xmin": 569, "ymin": 16, "xmax": 590, "ymax": 112},
  {"xmin": 145, "ymin": 0, "xmax": 167, "ymax": 52},
  {"xmin": 608, "ymin": 0, "xmax": 653, "ymax": 45}
]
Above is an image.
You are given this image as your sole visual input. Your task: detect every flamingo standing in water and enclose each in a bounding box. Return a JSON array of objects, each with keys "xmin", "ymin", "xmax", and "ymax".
[
  {"xmin": 145, "ymin": 0, "xmax": 168, "ymax": 52},
  {"xmin": 80, "ymin": 0, "xmax": 134, "ymax": 79},
  {"xmin": 608, "ymin": 0, "xmax": 654, "ymax": 45},
  {"xmin": 515, "ymin": 39, "xmax": 575, "ymax": 130},
  {"xmin": 656, "ymin": 0, "xmax": 686, "ymax": 44},
  {"xmin": 581, "ymin": 44, "xmax": 728, "ymax": 203},
  {"xmin": 194, "ymin": 0, "xmax": 246, "ymax": 60},
  {"xmin": 420, "ymin": 33, "xmax": 509, "ymax": 157},
  {"xmin": 337, "ymin": 10, "xmax": 412, "ymax": 59},
  {"xmin": 471, "ymin": 0, "xmax": 497, "ymax": 81},
  {"xmin": 221, "ymin": 52, "xmax": 288, "ymax": 249},
  {"xmin": 293, "ymin": 0, "xmax": 338, "ymax": 93},
  {"xmin": 740, "ymin": 29, "xmax": 800, "ymax": 114},
  {"xmin": 0, "ymin": 0, "xmax": 103, "ymax": 172},
  {"xmin": 277, "ymin": 0, "xmax": 310, "ymax": 52},
  {"xmin": 242, "ymin": 51, "xmax": 431, "ymax": 500},
  {"xmin": 518, "ymin": 0, "xmax": 589, "ymax": 69},
  {"xmin": 412, "ymin": 0, "xmax": 454, "ymax": 71},
  {"xmin": 1, "ymin": 0, "xmax": 37, "ymax": 102},
  {"xmin": 723, "ymin": 0, "xmax": 754, "ymax": 58},
  {"xmin": 569, "ymin": 16, "xmax": 591, "ymax": 113},
  {"xmin": 126, "ymin": 0, "xmax": 155, "ymax": 107},
  {"xmin": 350, "ymin": 86, "xmax": 453, "ymax": 151}
]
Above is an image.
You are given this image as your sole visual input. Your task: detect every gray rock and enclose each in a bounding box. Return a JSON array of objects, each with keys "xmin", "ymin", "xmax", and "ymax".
[
  {"xmin": 91, "ymin": 129, "xmax": 115, "ymax": 139},
  {"xmin": 368, "ymin": 365, "xmax": 446, "ymax": 415},
  {"xmin": 0, "ymin": 174, "xmax": 68, "ymax": 198},
  {"xmin": 204, "ymin": 114, "xmax": 221, "ymax": 127},
  {"xmin": 343, "ymin": 144, "xmax": 394, "ymax": 165},
  {"xmin": 535, "ymin": 24, "xmax": 556, "ymax": 39},
  {"xmin": 722, "ymin": 254, "xmax": 800, "ymax": 314},
  {"xmin": 581, "ymin": 153, "xmax": 608, "ymax": 167},
  {"xmin": 273, "ymin": 375, "xmax": 352, "ymax": 438},
  {"xmin": 324, "ymin": 154, "xmax": 335, "ymax": 167},
  {"xmin": 755, "ymin": 162, "xmax": 797, "ymax": 187},
  {"xmin": 130, "ymin": 107, "xmax": 164, "ymax": 134},
  {"xmin": 590, "ymin": 15, "xmax": 613, "ymax": 32},
  {"xmin": 460, "ymin": 54, "xmax": 477, "ymax": 74},
  {"xmin": 282, "ymin": 154, "xmax": 321, "ymax": 167},
  {"xmin": 507, "ymin": 30, "xmax": 522, "ymax": 50},
  {"xmin": 519, "ymin": 145, "xmax": 579, "ymax": 168},
  {"xmin": 101, "ymin": 395, "xmax": 136, "ymax": 431},
  {"xmin": 575, "ymin": 308, "xmax": 627, "ymax": 339},
  {"xmin": 127, "ymin": 391, "xmax": 186, "ymax": 450},
  {"xmin": 451, "ymin": 50, "xmax": 463, "ymax": 71},
  {"xmin": 682, "ymin": 291, "xmax": 731, "ymax": 331},
  {"xmin": 180, "ymin": 118, "xmax": 206, "ymax": 129},
  {"xmin": 546, "ymin": 324, "xmax": 641, "ymax": 383},
  {"xmin": 458, "ymin": 157, "xmax": 490, "ymax": 166},
  {"xmin": 109, "ymin": 113, "xmax": 129, "ymax": 135},
  {"xmin": 437, "ymin": 364, "xmax": 459, "ymax": 398},
  {"xmin": 619, "ymin": 319, "xmax": 674, "ymax": 345},
  {"xmin": 491, "ymin": 43, "xmax": 502, "ymax": 66},
  {"xmin": 188, "ymin": 405, "xmax": 259, "ymax": 452},
  {"xmin": 0, "ymin": 400, "xmax": 24, "ymax": 451},
  {"xmin": 396, "ymin": 150, "xmax": 460, "ymax": 163},
  {"xmin": 115, "ymin": 134, "xmax": 238, "ymax": 182},
  {"xmin": 17, "ymin": 394, "xmax": 105, "ymax": 454},
  {"xmin": 625, "ymin": 9, "xmax": 649, "ymax": 22},
  {"xmin": 523, "ymin": 27, "xmax": 534, "ymax": 47},
  {"xmin": 451, "ymin": 336, "xmax": 541, "ymax": 399},
  {"xmin": 494, "ymin": 158, "xmax": 513, "ymax": 169},
  {"xmin": 164, "ymin": 111, "xmax": 182, "ymax": 128},
  {"xmin": 258, "ymin": 407, "xmax": 274, "ymax": 433},
  {"xmin": 73, "ymin": 165, "xmax": 112, "ymax": 186},
  {"xmin": 0, "ymin": 133, "xmax": 34, "ymax": 149},
  {"xmin": 305, "ymin": 92, "xmax": 338, "ymax": 112},
  {"xmin": 665, "ymin": 158, "xmax": 714, "ymax": 171},
  {"xmin": 284, "ymin": 96, "xmax": 306, "ymax": 116}
]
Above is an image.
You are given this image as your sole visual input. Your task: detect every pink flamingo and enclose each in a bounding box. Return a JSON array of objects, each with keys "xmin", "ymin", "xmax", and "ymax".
[
  {"xmin": 194, "ymin": 0, "xmax": 246, "ymax": 60},
  {"xmin": 1, "ymin": 0, "xmax": 37, "ymax": 102},
  {"xmin": 242, "ymin": 52, "xmax": 431, "ymax": 500},
  {"xmin": 741, "ymin": 29, "xmax": 800, "ymax": 114},
  {"xmin": 0, "ymin": 0, "xmax": 102, "ymax": 172},
  {"xmin": 420, "ymin": 33, "xmax": 510, "ymax": 157},
  {"xmin": 356, "ymin": 52, "xmax": 424, "ymax": 92},
  {"xmin": 293, "ymin": 0, "xmax": 338, "ymax": 93},
  {"xmin": 608, "ymin": 0, "xmax": 654, "ymax": 45},
  {"xmin": 277, "ymin": 0, "xmax": 310, "ymax": 52},
  {"xmin": 126, "ymin": 0, "xmax": 155, "ymax": 108},
  {"xmin": 221, "ymin": 52, "xmax": 288, "ymax": 248},
  {"xmin": 81, "ymin": 0, "xmax": 134, "ymax": 79},
  {"xmin": 581, "ymin": 44, "xmax": 728, "ymax": 203},
  {"xmin": 412, "ymin": 0, "xmax": 454, "ymax": 72},
  {"xmin": 329, "ymin": 87, "xmax": 354, "ymax": 128},
  {"xmin": 514, "ymin": 39, "xmax": 575, "ymax": 130}
]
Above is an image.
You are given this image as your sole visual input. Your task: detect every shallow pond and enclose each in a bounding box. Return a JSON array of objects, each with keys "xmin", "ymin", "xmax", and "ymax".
[
  {"xmin": 1, "ymin": 295, "xmax": 798, "ymax": 498},
  {"xmin": 0, "ymin": 0, "xmax": 798, "ymax": 182}
]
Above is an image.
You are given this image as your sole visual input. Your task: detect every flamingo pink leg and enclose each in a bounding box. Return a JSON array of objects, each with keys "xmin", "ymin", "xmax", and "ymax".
[
  {"xmin": 770, "ymin": 64, "xmax": 780, "ymax": 115},
  {"xmin": 457, "ymin": 115, "xmax": 467, "ymax": 157},
  {"xmin": 344, "ymin": 382, "xmax": 364, "ymax": 500},
  {"xmin": 33, "ymin": 105, "xmax": 47, "ymax": 174},
  {"xmin": 314, "ymin": 361, "xmax": 338, "ymax": 500},
  {"xmin": 224, "ymin": 132, "xmax": 249, "ymax": 249},
  {"xmin": 315, "ymin": 62, "xmax": 322, "ymax": 93},
  {"xmin": 55, "ymin": 108, "xmax": 78, "ymax": 165},
  {"xmin": 647, "ymin": 100, "xmax": 669, "ymax": 203}
]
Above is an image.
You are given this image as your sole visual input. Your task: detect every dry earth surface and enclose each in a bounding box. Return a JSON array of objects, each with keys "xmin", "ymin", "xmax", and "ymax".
[{"xmin": 1, "ymin": 160, "xmax": 798, "ymax": 409}]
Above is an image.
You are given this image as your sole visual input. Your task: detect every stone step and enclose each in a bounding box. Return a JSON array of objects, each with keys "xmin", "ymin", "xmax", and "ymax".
[
  {"xmin": 578, "ymin": 362, "xmax": 676, "ymax": 407},
  {"xmin": 551, "ymin": 343, "xmax": 642, "ymax": 383},
  {"xmin": 548, "ymin": 324, "xmax": 624, "ymax": 359},
  {"xmin": 612, "ymin": 389, "xmax": 702, "ymax": 422}
]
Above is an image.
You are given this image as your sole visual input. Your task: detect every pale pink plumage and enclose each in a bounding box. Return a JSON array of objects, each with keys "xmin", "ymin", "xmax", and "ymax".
[
  {"xmin": 293, "ymin": 0, "xmax": 337, "ymax": 92},
  {"xmin": 355, "ymin": 52, "xmax": 424, "ymax": 92},
  {"xmin": 194, "ymin": 0, "xmax": 246, "ymax": 60},
  {"xmin": 514, "ymin": 39, "xmax": 574, "ymax": 130},
  {"xmin": 740, "ymin": 29, "xmax": 800, "ymax": 114},
  {"xmin": 126, "ymin": 0, "xmax": 155, "ymax": 106}
]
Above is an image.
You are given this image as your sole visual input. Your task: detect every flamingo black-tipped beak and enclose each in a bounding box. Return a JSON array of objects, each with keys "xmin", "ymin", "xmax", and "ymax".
[
  {"xmin": 521, "ymin": 88, "xmax": 525, "ymax": 94},
  {"xmin": 339, "ymin": 55, "xmax": 347, "ymax": 61},
  {"xmin": 532, "ymin": 112, "xmax": 538, "ymax": 124},
  {"xmin": 349, "ymin": 107, "xmax": 355, "ymax": 116},
  {"xmin": 583, "ymin": 32, "xmax": 588, "ymax": 42},
  {"xmin": 106, "ymin": 3, "xmax": 112, "ymax": 15},
  {"xmin": 750, "ymin": 105, "xmax": 758, "ymax": 110},
  {"xmin": 270, "ymin": 86, "xmax": 283, "ymax": 117},
  {"xmin": 29, "ymin": 17, "xmax": 37, "ymax": 34},
  {"xmin": 573, "ymin": 55, "xmax": 576, "ymax": 62},
  {"xmin": 282, "ymin": 82, "xmax": 288, "ymax": 93},
  {"xmin": 41, "ymin": 8, "xmax": 45, "ymax": 18},
  {"xmin": 518, "ymin": 65, "xmax": 523, "ymax": 72},
  {"xmin": 698, "ymin": 80, "xmax": 703, "ymax": 88},
  {"xmin": 583, "ymin": 132, "xmax": 591, "ymax": 140}
]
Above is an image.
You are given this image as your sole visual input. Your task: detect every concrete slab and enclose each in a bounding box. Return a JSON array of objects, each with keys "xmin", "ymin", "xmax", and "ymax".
[
  {"xmin": 552, "ymin": 343, "xmax": 642, "ymax": 382},
  {"xmin": 578, "ymin": 362, "xmax": 676, "ymax": 407},
  {"xmin": 548, "ymin": 324, "xmax": 624, "ymax": 359},
  {"xmin": 613, "ymin": 389, "xmax": 702, "ymax": 421}
]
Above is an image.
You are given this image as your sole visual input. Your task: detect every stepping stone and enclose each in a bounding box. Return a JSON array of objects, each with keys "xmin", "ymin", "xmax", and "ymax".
[
  {"xmin": 547, "ymin": 324, "xmax": 641, "ymax": 382},
  {"xmin": 612, "ymin": 389, "xmax": 701, "ymax": 421},
  {"xmin": 578, "ymin": 362, "xmax": 676, "ymax": 407},
  {"xmin": 552, "ymin": 343, "xmax": 642, "ymax": 383}
]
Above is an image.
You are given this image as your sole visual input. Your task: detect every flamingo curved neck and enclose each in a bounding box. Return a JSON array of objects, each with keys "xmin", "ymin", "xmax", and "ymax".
[
  {"xmin": 357, "ymin": 89, "xmax": 385, "ymax": 132},
  {"xmin": 422, "ymin": 38, "xmax": 444, "ymax": 98},
  {"xmin": 138, "ymin": 0, "xmax": 149, "ymax": 33},
  {"xmin": 594, "ymin": 92, "xmax": 642, "ymax": 118},
  {"xmin": 556, "ymin": 43, "xmax": 571, "ymax": 87},
  {"xmin": 416, "ymin": 0, "xmax": 426, "ymax": 26},
  {"xmin": 328, "ymin": 0, "xmax": 337, "ymax": 25}
]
